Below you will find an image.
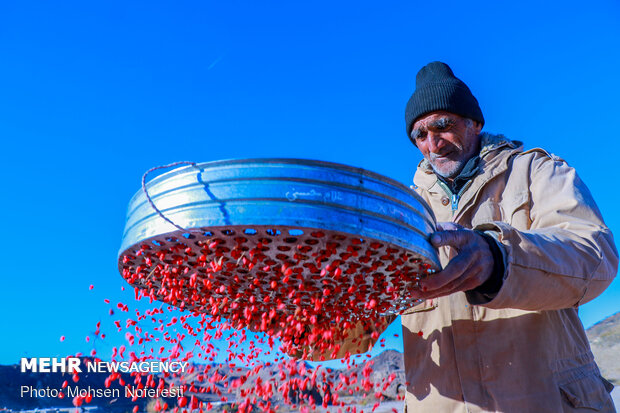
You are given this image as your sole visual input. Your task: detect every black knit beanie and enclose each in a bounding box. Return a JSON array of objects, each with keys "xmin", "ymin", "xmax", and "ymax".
[{"xmin": 405, "ymin": 61, "xmax": 484, "ymax": 140}]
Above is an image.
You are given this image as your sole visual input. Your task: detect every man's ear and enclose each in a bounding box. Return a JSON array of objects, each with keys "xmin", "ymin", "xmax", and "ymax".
[{"xmin": 473, "ymin": 121, "xmax": 483, "ymax": 134}]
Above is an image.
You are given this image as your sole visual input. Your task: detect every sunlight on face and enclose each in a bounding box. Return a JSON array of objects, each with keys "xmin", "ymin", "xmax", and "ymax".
[{"xmin": 411, "ymin": 111, "xmax": 482, "ymax": 179}]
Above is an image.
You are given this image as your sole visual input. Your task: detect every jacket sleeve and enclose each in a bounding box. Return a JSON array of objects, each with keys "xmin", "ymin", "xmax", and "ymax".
[{"xmin": 471, "ymin": 151, "xmax": 618, "ymax": 310}]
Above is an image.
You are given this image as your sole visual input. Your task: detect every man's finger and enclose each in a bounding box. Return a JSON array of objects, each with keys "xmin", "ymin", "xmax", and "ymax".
[
  {"xmin": 420, "ymin": 253, "xmax": 475, "ymax": 291},
  {"xmin": 430, "ymin": 266, "xmax": 487, "ymax": 298},
  {"xmin": 430, "ymin": 229, "xmax": 477, "ymax": 250}
]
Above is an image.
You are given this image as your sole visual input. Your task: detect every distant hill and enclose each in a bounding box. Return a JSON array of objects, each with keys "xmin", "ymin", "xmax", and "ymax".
[
  {"xmin": 165, "ymin": 349, "xmax": 406, "ymax": 407},
  {"xmin": 587, "ymin": 311, "xmax": 620, "ymax": 384}
]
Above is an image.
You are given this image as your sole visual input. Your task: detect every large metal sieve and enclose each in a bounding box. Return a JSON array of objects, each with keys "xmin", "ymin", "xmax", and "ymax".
[{"xmin": 117, "ymin": 159, "xmax": 439, "ymax": 318}]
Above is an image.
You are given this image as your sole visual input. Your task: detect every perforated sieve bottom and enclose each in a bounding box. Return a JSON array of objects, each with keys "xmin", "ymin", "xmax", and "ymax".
[{"xmin": 119, "ymin": 225, "xmax": 436, "ymax": 325}]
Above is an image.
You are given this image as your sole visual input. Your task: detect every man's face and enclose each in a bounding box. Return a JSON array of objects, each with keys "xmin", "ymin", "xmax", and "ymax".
[{"xmin": 410, "ymin": 111, "xmax": 482, "ymax": 179}]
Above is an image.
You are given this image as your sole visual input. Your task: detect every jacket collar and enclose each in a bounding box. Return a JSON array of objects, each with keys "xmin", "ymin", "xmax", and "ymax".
[{"xmin": 414, "ymin": 133, "xmax": 523, "ymax": 192}]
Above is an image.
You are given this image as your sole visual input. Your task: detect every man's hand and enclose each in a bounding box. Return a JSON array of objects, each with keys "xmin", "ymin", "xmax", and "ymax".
[{"xmin": 417, "ymin": 222, "xmax": 494, "ymax": 299}]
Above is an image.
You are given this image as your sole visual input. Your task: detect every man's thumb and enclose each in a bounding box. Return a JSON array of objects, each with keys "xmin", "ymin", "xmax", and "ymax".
[{"xmin": 431, "ymin": 229, "xmax": 468, "ymax": 248}]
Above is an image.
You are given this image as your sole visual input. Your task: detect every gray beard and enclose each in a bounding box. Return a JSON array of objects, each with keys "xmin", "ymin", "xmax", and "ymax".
[{"xmin": 430, "ymin": 159, "xmax": 466, "ymax": 179}]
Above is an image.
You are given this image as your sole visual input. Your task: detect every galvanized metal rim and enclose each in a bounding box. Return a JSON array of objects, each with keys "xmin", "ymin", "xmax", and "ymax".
[{"xmin": 129, "ymin": 158, "xmax": 436, "ymax": 221}]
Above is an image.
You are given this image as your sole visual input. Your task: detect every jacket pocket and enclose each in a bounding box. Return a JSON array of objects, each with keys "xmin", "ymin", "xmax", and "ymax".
[{"xmin": 557, "ymin": 369, "xmax": 614, "ymax": 410}]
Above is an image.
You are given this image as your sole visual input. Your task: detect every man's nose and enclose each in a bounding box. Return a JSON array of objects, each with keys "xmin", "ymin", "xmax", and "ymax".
[{"xmin": 427, "ymin": 132, "xmax": 445, "ymax": 153}]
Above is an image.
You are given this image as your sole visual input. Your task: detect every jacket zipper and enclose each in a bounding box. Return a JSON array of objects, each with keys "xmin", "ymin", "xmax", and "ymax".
[
  {"xmin": 451, "ymin": 194, "xmax": 459, "ymax": 211},
  {"xmin": 436, "ymin": 180, "xmax": 473, "ymax": 215}
]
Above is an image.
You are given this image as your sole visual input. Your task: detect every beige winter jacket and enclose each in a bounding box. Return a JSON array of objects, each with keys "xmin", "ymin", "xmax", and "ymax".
[
  {"xmin": 396, "ymin": 133, "xmax": 618, "ymax": 412},
  {"xmin": 312, "ymin": 134, "xmax": 617, "ymax": 411}
]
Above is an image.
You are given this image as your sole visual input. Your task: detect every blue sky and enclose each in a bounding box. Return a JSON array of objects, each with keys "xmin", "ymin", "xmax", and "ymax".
[{"xmin": 1, "ymin": 0, "xmax": 619, "ymax": 364}]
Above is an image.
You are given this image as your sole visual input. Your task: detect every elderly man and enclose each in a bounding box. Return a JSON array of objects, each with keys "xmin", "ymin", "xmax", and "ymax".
[{"xmin": 354, "ymin": 62, "xmax": 617, "ymax": 412}]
